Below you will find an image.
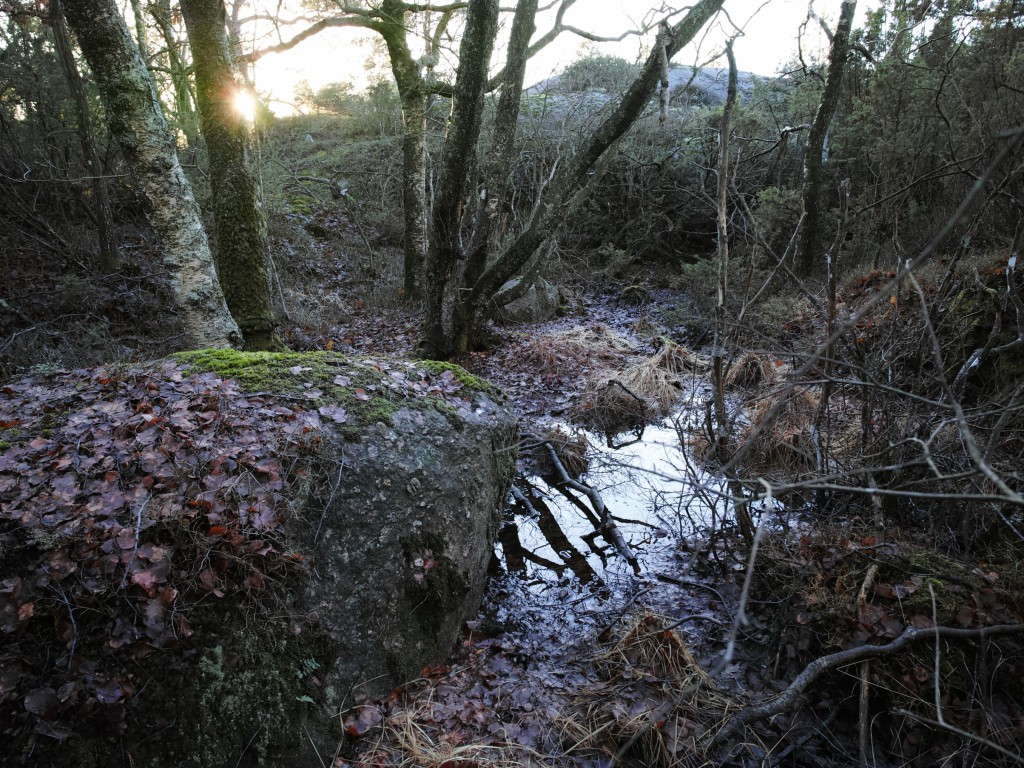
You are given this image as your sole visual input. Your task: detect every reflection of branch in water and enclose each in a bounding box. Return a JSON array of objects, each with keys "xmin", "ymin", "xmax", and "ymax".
[
  {"xmin": 534, "ymin": 438, "xmax": 642, "ymax": 576},
  {"xmin": 496, "ymin": 522, "xmax": 527, "ymax": 574},
  {"xmin": 511, "ymin": 484, "xmax": 597, "ymax": 583},
  {"xmin": 498, "ymin": 521, "xmax": 567, "ymax": 574},
  {"xmin": 604, "ymin": 379, "xmax": 647, "ymax": 449},
  {"xmin": 580, "ymin": 530, "xmax": 609, "ymax": 566}
]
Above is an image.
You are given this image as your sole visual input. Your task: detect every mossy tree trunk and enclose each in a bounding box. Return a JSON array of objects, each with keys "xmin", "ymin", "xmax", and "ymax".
[
  {"xmin": 417, "ymin": 0, "xmax": 725, "ymax": 359},
  {"xmin": 49, "ymin": 0, "xmax": 119, "ymax": 273},
  {"xmin": 62, "ymin": 0, "xmax": 241, "ymax": 349},
  {"xmin": 796, "ymin": 0, "xmax": 857, "ymax": 277},
  {"xmin": 181, "ymin": 0, "xmax": 279, "ymax": 350},
  {"xmin": 418, "ymin": 0, "xmax": 501, "ymax": 359}
]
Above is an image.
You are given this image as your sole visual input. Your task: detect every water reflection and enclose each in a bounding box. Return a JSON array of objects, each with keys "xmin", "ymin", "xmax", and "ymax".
[{"xmin": 502, "ymin": 420, "xmax": 727, "ymax": 587}]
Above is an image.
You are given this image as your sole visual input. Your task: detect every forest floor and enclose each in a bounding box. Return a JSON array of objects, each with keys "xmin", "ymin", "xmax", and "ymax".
[
  {"xmin": 3, "ymin": 210, "xmax": 1023, "ymax": 766},
  {"xmin": 326, "ymin": 293, "xmax": 1024, "ymax": 768}
]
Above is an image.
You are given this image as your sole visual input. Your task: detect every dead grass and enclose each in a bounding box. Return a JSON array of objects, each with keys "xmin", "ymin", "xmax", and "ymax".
[
  {"xmin": 650, "ymin": 340, "xmax": 710, "ymax": 376},
  {"xmin": 569, "ymin": 375, "xmax": 653, "ymax": 435},
  {"xmin": 618, "ymin": 362, "xmax": 681, "ymax": 416},
  {"xmin": 364, "ymin": 704, "xmax": 533, "ymax": 768},
  {"xmin": 723, "ymin": 351, "xmax": 781, "ymax": 391},
  {"xmin": 531, "ymin": 425, "xmax": 591, "ymax": 479},
  {"xmin": 598, "ymin": 614, "xmax": 710, "ymax": 687},
  {"xmin": 739, "ymin": 386, "xmax": 821, "ymax": 474},
  {"xmin": 520, "ymin": 325, "xmax": 638, "ymax": 376},
  {"xmin": 686, "ymin": 386, "xmax": 821, "ymax": 475},
  {"xmin": 560, "ymin": 613, "xmax": 734, "ymax": 767},
  {"xmin": 568, "ymin": 340, "xmax": 707, "ymax": 431}
]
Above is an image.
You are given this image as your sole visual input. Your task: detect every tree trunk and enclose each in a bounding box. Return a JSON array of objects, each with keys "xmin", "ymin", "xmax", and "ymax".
[
  {"xmin": 710, "ymin": 41, "xmax": 754, "ymax": 545},
  {"xmin": 49, "ymin": 0, "xmax": 119, "ymax": 273},
  {"xmin": 127, "ymin": 0, "xmax": 151, "ymax": 71},
  {"xmin": 63, "ymin": 0, "xmax": 241, "ymax": 349},
  {"xmin": 414, "ymin": 0, "xmax": 724, "ymax": 359},
  {"xmin": 796, "ymin": 0, "xmax": 857, "ymax": 277},
  {"xmin": 399, "ymin": 90, "xmax": 428, "ymax": 299},
  {"xmin": 377, "ymin": 0, "xmax": 429, "ymax": 300},
  {"xmin": 414, "ymin": 0, "xmax": 725, "ymax": 359},
  {"xmin": 418, "ymin": 0, "xmax": 501, "ymax": 359},
  {"xmin": 181, "ymin": 0, "xmax": 278, "ymax": 350},
  {"xmin": 454, "ymin": 0, "xmax": 540, "ymax": 352}
]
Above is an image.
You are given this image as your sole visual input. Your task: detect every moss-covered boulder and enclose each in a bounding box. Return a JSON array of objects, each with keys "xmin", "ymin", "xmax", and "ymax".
[{"xmin": 0, "ymin": 351, "xmax": 517, "ymax": 766}]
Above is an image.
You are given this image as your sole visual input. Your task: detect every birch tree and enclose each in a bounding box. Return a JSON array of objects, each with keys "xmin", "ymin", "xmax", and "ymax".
[{"xmin": 62, "ymin": 0, "xmax": 241, "ymax": 348}]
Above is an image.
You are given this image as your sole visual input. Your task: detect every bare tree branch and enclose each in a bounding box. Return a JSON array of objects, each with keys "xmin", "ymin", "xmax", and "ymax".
[{"xmin": 715, "ymin": 622, "xmax": 1024, "ymax": 742}]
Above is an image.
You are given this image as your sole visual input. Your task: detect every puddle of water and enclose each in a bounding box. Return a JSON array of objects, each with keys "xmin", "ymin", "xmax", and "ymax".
[{"xmin": 503, "ymin": 418, "xmax": 728, "ymax": 587}]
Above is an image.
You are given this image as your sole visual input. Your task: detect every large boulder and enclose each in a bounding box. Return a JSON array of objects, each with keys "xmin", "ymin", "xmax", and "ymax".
[
  {"xmin": 0, "ymin": 351, "xmax": 517, "ymax": 766},
  {"xmin": 492, "ymin": 277, "xmax": 561, "ymax": 325}
]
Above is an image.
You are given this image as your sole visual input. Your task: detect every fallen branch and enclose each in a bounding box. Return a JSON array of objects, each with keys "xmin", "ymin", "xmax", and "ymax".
[{"xmin": 714, "ymin": 622, "xmax": 1024, "ymax": 743}]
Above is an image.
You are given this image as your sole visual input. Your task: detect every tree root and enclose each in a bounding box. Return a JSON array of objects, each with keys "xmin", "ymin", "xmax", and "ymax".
[{"xmin": 713, "ymin": 622, "xmax": 1024, "ymax": 744}]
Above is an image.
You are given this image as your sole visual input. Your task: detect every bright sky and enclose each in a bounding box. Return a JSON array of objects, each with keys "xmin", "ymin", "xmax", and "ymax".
[{"xmin": 246, "ymin": 0, "xmax": 880, "ymax": 110}]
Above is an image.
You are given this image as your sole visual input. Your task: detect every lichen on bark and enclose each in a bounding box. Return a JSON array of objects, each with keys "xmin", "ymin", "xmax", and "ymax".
[{"xmin": 62, "ymin": 0, "xmax": 240, "ymax": 349}]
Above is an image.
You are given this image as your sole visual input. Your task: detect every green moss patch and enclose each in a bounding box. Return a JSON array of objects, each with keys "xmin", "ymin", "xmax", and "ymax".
[{"xmin": 173, "ymin": 349, "xmax": 500, "ymax": 434}]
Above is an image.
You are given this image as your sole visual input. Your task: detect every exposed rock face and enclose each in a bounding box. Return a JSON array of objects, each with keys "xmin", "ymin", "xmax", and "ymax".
[
  {"xmin": 306, "ymin": 399, "xmax": 517, "ymax": 722},
  {"xmin": 0, "ymin": 352, "xmax": 517, "ymax": 767},
  {"xmin": 493, "ymin": 277, "xmax": 561, "ymax": 325}
]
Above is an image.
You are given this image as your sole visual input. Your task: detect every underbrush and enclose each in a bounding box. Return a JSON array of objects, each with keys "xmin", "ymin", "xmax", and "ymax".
[{"xmin": 749, "ymin": 524, "xmax": 1024, "ymax": 766}]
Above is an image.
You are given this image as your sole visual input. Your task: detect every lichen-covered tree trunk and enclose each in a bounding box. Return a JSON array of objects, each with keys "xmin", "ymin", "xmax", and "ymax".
[
  {"xmin": 399, "ymin": 90, "xmax": 428, "ymax": 299},
  {"xmin": 418, "ymin": 0, "xmax": 501, "ymax": 359},
  {"xmin": 181, "ymin": 0, "xmax": 278, "ymax": 350},
  {"xmin": 796, "ymin": 0, "xmax": 857, "ymax": 277},
  {"xmin": 377, "ymin": 0, "xmax": 430, "ymax": 300},
  {"xmin": 50, "ymin": 0, "xmax": 119, "ymax": 273},
  {"xmin": 63, "ymin": 0, "xmax": 241, "ymax": 349}
]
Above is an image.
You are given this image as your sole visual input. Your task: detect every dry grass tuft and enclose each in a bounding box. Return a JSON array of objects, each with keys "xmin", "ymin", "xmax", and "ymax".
[
  {"xmin": 359, "ymin": 694, "xmax": 534, "ymax": 768},
  {"xmin": 530, "ymin": 426, "xmax": 591, "ymax": 479},
  {"xmin": 599, "ymin": 614, "xmax": 710, "ymax": 687},
  {"xmin": 723, "ymin": 351, "xmax": 781, "ymax": 391},
  {"xmin": 569, "ymin": 375, "xmax": 653, "ymax": 435},
  {"xmin": 568, "ymin": 341, "xmax": 704, "ymax": 431},
  {"xmin": 617, "ymin": 361, "xmax": 681, "ymax": 416},
  {"xmin": 560, "ymin": 613, "xmax": 732, "ymax": 767},
  {"xmin": 520, "ymin": 325, "xmax": 637, "ymax": 376},
  {"xmin": 739, "ymin": 386, "xmax": 821, "ymax": 474},
  {"xmin": 651, "ymin": 340, "xmax": 711, "ymax": 376}
]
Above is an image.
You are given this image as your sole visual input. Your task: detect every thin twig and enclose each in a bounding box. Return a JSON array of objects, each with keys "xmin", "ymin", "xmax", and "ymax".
[{"xmin": 119, "ymin": 494, "xmax": 150, "ymax": 590}]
